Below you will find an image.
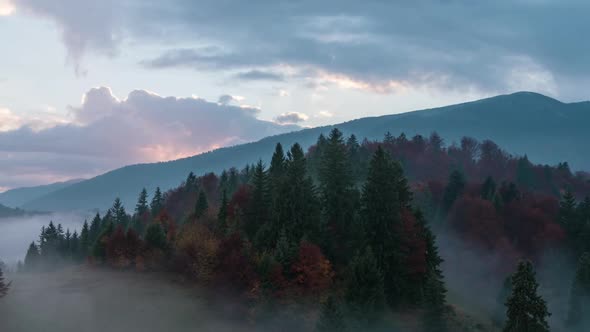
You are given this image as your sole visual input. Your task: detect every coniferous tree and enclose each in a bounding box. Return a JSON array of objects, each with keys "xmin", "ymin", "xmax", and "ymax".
[
  {"xmin": 111, "ymin": 198, "xmax": 128, "ymax": 226},
  {"xmin": 247, "ymin": 160, "xmax": 269, "ymax": 240},
  {"xmin": 568, "ymin": 252, "xmax": 590, "ymax": 329},
  {"xmin": 317, "ymin": 295, "xmax": 346, "ymax": 332},
  {"xmin": 344, "ymin": 247, "xmax": 386, "ymax": 328},
  {"xmin": 481, "ymin": 176, "xmax": 497, "ymax": 201},
  {"xmin": 560, "ymin": 190, "xmax": 579, "ymax": 241},
  {"xmin": 89, "ymin": 212, "xmax": 101, "ymax": 240},
  {"xmin": 503, "ymin": 261, "xmax": 550, "ymax": 332},
  {"xmin": 70, "ymin": 231, "xmax": 79, "ymax": 259},
  {"xmin": 151, "ymin": 187, "xmax": 164, "ymax": 217},
  {"xmin": 93, "ymin": 220, "xmax": 114, "ymax": 261},
  {"xmin": 217, "ymin": 189, "xmax": 229, "ymax": 235},
  {"xmin": 195, "ymin": 190, "xmax": 209, "ymax": 218},
  {"xmin": 418, "ymin": 211, "xmax": 448, "ymax": 331},
  {"xmin": 0, "ymin": 266, "xmax": 10, "ymax": 298},
  {"xmin": 24, "ymin": 241, "xmax": 40, "ymax": 270},
  {"xmin": 135, "ymin": 188, "xmax": 149, "ymax": 217},
  {"xmin": 442, "ymin": 170, "xmax": 466, "ymax": 214},
  {"xmin": 319, "ymin": 128, "xmax": 357, "ymax": 262},
  {"xmin": 79, "ymin": 220, "xmax": 90, "ymax": 257},
  {"xmin": 145, "ymin": 223, "xmax": 168, "ymax": 251},
  {"xmin": 361, "ymin": 146, "xmax": 410, "ymax": 304}
]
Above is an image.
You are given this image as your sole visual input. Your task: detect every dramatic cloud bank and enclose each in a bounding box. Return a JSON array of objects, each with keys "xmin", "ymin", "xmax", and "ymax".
[
  {"xmin": 0, "ymin": 87, "xmax": 298, "ymax": 189},
  {"xmin": 11, "ymin": 1, "xmax": 590, "ymax": 98}
]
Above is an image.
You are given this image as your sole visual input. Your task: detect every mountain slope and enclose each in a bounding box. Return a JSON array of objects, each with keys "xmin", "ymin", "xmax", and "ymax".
[
  {"xmin": 24, "ymin": 91, "xmax": 590, "ymax": 212},
  {"xmin": 0, "ymin": 179, "xmax": 84, "ymax": 208}
]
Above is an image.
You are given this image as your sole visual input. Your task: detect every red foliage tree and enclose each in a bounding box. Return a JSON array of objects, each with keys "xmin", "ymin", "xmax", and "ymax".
[{"xmin": 290, "ymin": 242, "xmax": 334, "ymax": 296}]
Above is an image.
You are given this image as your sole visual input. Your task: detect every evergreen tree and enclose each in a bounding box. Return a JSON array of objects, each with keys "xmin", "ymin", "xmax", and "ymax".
[
  {"xmin": 89, "ymin": 212, "xmax": 102, "ymax": 244},
  {"xmin": 185, "ymin": 172, "xmax": 197, "ymax": 190},
  {"xmin": 93, "ymin": 220, "xmax": 114, "ymax": 261},
  {"xmin": 217, "ymin": 189, "xmax": 229, "ymax": 235},
  {"xmin": 418, "ymin": 211, "xmax": 448, "ymax": 331},
  {"xmin": 135, "ymin": 188, "xmax": 149, "ymax": 217},
  {"xmin": 111, "ymin": 198, "xmax": 129, "ymax": 226},
  {"xmin": 70, "ymin": 231, "xmax": 79, "ymax": 259},
  {"xmin": 24, "ymin": 242, "xmax": 40, "ymax": 270},
  {"xmin": 79, "ymin": 220, "xmax": 90, "ymax": 258},
  {"xmin": 195, "ymin": 190, "xmax": 209, "ymax": 218},
  {"xmin": 442, "ymin": 170, "xmax": 466, "ymax": 214},
  {"xmin": 361, "ymin": 146, "xmax": 410, "ymax": 304},
  {"xmin": 384, "ymin": 131, "xmax": 395, "ymax": 144},
  {"xmin": 317, "ymin": 295, "xmax": 346, "ymax": 332},
  {"xmin": 274, "ymin": 228, "xmax": 296, "ymax": 270},
  {"xmin": 344, "ymin": 247, "xmax": 385, "ymax": 328},
  {"xmin": 151, "ymin": 187, "xmax": 164, "ymax": 217},
  {"xmin": 319, "ymin": 128, "xmax": 356, "ymax": 262},
  {"xmin": 145, "ymin": 223, "xmax": 168, "ymax": 251},
  {"xmin": 516, "ymin": 156, "xmax": 534, "ymax": 189},
  {"xmin": 247, "ymin": 160, "xmax": 269, "ymax": 239},
  {"xmin": 481, "ymin": 176, "xmax": 497, "ymax": 201},
  {"xmin": 568, "ymin": 252, "xmax": 590, "ymax": 329},
  {"xmin": 503, "ymin": 261, "xmax": 550, "ymax": 332},
  {"xmin": 0, "ymin": 266, "xmax": 10, "ymax": 298}
]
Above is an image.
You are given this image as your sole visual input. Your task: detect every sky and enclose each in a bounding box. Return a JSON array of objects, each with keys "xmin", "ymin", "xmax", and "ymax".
[{"xmin": 1, "ymin": 0, "xmax": 589, "ymax": 191}]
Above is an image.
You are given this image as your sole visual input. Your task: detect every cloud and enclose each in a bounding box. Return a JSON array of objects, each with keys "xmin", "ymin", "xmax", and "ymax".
[
  {"xmin": 233, "ymin": 70, "xmax": 285, "ymax": 82},
  {"xmin": 0, "ymin": 87, "xmax": 298, "ymax": 189},
  {"xmin": 13, "ymin": 0, "xmax": 122, "ymax": 74},
  {"xmin": 0, "ymin": 108, "xmax": 22, "ymax": 131},
  {"xmin": 0, "ymin": 0, "xmax": 15, "ymax": 15},
  {"xmin": 274, "ymin": 112, "xmax": 309, "ymax": 124},
  {"xmin": 12, "ymin": 0, "xmax": 590, "ymax": 97},
  {"xmin": 217, "ymin": 94, "xmax": 245, "ymax": 106}
]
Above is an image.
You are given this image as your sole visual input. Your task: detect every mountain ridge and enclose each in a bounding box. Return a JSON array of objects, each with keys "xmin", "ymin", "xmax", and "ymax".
[{"xmin": 16, "ymin": 91, "xmax": 590, "ymax": 212}]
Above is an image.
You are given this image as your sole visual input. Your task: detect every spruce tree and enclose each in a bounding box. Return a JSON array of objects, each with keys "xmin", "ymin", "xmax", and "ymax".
[
  {"xmin": 145, "ymin": 223, "xmax": 167, "ymax": 251},
  {"xmin": 568, "ymin": 252, "xmax": 590, "ymax": 328},
  {"xmin": 442, "ymin": 170, "xmax": 466, "ymax": 214},
  {"xmin": 111, "ymin": 198, "xmax": 128, "ymax": 226},
  {"xmin": 503, "ymin": 261, "xmax": 550, "ymax": 332},
  {"xmin": 247, "ymin": 160, "xmax": 269, "ymax": 239},
  {"xmin": 217, "ymin": 189, "xmax": 229, "ymax": 235},
  {"xmin": 318, "ymin": 128, "xmax": 356, "ymax": 262},
  {"xmin": 24, "ymin": 242, "xmax": 40, "ymax": 270},
  {"xmin": 418, "ymin": 211, "xmax": 448, "ymax": 331},
  {"xmin": 317, "ymin": 295, "xmax": 346, "ymax": 332},
  {"xmin": 361, "ymin": 146, "xmax": 410, "ymax": 304},
  {"xmin": 88, "ymin": 212, "xmax": 102, "ymax": 245},
  {"xmin": 195, "ymin": 190, "xmax": 209, "ymax": 218},
  {"xmin": 80, "ymin": 220, "xmax": 90, "ymax": 258},
  {"xmin": 135, "ymin": 188, "xmax": 149, "ymax": 217},
  {"xmin": 344, "ymin": 247, "xmax": 386, "ymax": 328},
  {"xmin": 481, "ymin": 176, "xmax": 497, "ymax": 201},
  {"xmin": 0, "ymin": 266, "xmax": 10, "ymax": 298},
  {"xmin": 151, "ymin": 187, "xmax": 163, "ymax": 217}
]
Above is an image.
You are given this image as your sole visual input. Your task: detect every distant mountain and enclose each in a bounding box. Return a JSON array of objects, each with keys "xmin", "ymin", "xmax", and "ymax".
[
  {"xmin": 0, "ymin": 179, "xmax": 84, "ymax": 208},
  {"xmin": 0, "ymin": 203, "xmax": 32, "ymax": 218},
  {"xmin": 23, "ymin": 91, "xmax": 590, "ymax": 212}
]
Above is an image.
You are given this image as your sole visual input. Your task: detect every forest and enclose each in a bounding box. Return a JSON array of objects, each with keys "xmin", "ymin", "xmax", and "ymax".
[{"xmin": 5, "ymin": 128, "xmax": 590, "ymax": 332}]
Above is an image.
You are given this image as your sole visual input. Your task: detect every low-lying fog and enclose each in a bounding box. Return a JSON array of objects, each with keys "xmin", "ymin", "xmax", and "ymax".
[{"xmin": 0, "ymin": 213, "xmax": 89, "ymax": 266}]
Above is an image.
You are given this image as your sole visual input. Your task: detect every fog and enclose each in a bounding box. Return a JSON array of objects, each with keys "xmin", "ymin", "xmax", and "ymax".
[{"xmin": 0, "ymin": 213, "xmax": 89, "ymax": 265}]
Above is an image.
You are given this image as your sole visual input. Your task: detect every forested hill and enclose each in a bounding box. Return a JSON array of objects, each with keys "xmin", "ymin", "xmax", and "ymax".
[{"xmin": 21, "ymin": 91, "xmax": 590, "ymax": 212}]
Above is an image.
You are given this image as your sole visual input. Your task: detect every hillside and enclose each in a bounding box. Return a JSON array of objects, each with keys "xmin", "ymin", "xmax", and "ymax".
[
  {"xmin": 22, "ymin": 91, "xmax": 590, "ymax": 212},
  {"xmin": 0, "ymin": 179, "xmax": 84, "ymax": 208}
]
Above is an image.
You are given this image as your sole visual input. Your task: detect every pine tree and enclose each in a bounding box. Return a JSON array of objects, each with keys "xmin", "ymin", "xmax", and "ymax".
[
  {"xmin": 70, "ymin": 231, "xmax": 79, "ymax": 260},
  {"xmin": 319, "ymin": 128, "xmax": 356, "ymax": 262},
  {"xmin": 195, "ymin": 190, "xmax": 209, "ymax": 218},
  {"xmin": 151, "ymin": 187, "xmax": 163, "ymax": 217},
  {"xmin": 135, "ymin": 188, "xmax": 149, "ymax": 217},
  {"xmin": 0, "ymin": 266, "xmax": 10, "ymax": 298},
  {"xmin": 384, "ymin": 131, "xmax": 395, "ymax": 144},
  {"xmin": 481, "ymin": 176, "xmax": 497, "ymax": 201},
  {"xmin": 361, "ymin": 146, "xmax": 410, "ymax": 304},
  {"xmin": 185, "ymin": 172, "xmax": 197, "ymax": 190},
  {"xmin": 89, "ymin": 212, "xmax": 102, "ymax": 244},
  {"xmin": 344, "ymin": 247, "xmax": 385, "ymax": 328},
  {"xmin": 316, "ymin": 295, "xmax": 346, "ymax": 332},
  {"xmin": 503, "ymin": 261, "xmax": 550, "ymax": 332},
  {"xmin": 567, "ymin": 252, "xmax": 590, "ymax": 328},
  {"xmin": 516, "ymin": 156, "xmax": 534, "ymax": 190},
  {"xmin": 24, "ymin": 242, "xmax": 40, "ymax": 270},
  {"xmin": 80, "ymin": 220, "xmax": 90, "ymax": 258},
  {"xmin": 145, "ymin": 223, "xmax": 167, "ymax": 251},
  {"xmin": 93, "ymin": 220, "xmax": 114, "ymax": 261},
  {"xmin": 442, "ymin": 170, "xmax": 466, "ymax": 214},
  {"xmin": 418, "ymin": 211, "xmax": 448, "ymax": 331},
  {"xmin": 247, "ymin": 160, "xmax": 269, "ymax": 239},
  {"xmin": 111, "ymin": 198, "xmax": 128, "ymax": 226},
  {"xmin": 217, "ymin": 189, "xmax": 229, "ymax": 235}
]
